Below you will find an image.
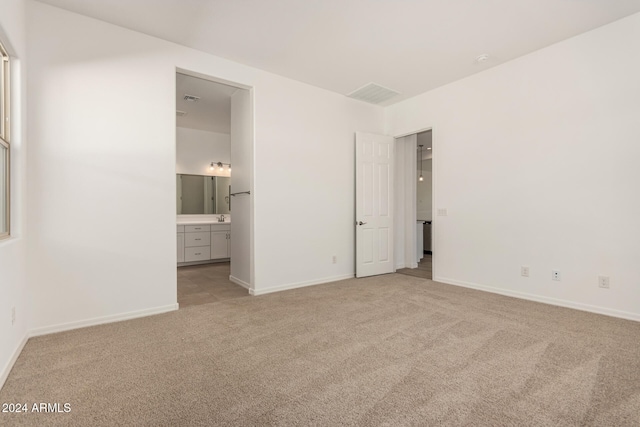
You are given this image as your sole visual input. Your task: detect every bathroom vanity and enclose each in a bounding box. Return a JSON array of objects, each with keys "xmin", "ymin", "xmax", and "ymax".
[
  {"xmin": 176, "ymin": 171, "xmax": 232, "ymax": 266},
  {"xmin": 177, "ymin": 218, "xmax": 231, "ymax": 266}
]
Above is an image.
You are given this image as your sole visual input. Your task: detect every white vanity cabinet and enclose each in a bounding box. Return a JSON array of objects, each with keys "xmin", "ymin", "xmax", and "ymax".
[
  {"xmin": 210, "ymin": 224, "xmax": 231, "ymax": 259},
  {"xmin": 184, "ymin": 224, "xmax": 211, "ymax": 262},
  {"xmin": 177, "ymin": 222, "xmax": 230, "ymax": 266}
]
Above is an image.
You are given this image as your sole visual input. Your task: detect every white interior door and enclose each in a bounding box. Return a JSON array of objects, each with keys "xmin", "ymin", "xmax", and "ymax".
[{"xmin": 355, "ymin": 132, "xmax": 395, "ymax": 278}]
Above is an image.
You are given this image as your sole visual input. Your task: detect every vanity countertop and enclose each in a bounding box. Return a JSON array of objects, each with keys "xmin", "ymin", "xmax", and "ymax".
[{"xmin": 177, "ymin": 219, "xmax": 231, "ymax": 225}]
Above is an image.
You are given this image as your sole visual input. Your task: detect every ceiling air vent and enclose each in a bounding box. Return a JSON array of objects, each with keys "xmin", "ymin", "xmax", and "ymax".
[
  {"xmin": 183, "ymin": 94, "xmax": 200, "ymax": 102},
  {"xmin": 176, "ymin": 110, "xmax": 187, "ymax": 116},
  {"xmin": 347, "ymin": 83, "xmax": 400, "ymax": 105}
]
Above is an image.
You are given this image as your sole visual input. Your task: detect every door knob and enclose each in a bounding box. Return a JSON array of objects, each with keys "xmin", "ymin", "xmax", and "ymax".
[{"xmin": 357, "ymin": 221, "xmax": 367, "ymax": 226}]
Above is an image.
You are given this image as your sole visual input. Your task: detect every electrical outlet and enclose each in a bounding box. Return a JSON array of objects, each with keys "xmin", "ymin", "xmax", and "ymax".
[
  {"xmin": 332, "ymin": 255, "xmax": 337, "ymax": 264},
  {"xmin": 552, "ymin": 270, "xmax": 561, "ymax": 281},
  {"xmin": 11, "ymin": 306, "xmax": 16, "ymax": 326},
  {"xmin": 598, "ymin": 275, "xmax": 610, "ymax": 289},
  {"xmin": 521, "ymin": 266, "xmax": 529, "ymax": 277}
]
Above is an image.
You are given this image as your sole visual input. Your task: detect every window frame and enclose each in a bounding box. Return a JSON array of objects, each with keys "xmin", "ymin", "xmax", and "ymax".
[{"xmin": 0, "ymin": 39, "xmax": 10, "ymax": 240}]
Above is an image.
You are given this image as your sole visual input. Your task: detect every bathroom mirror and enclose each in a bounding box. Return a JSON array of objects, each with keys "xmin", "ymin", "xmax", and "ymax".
[{"xmin": 176, "ymin": 174, "xmax": 231, "ymax": 215}]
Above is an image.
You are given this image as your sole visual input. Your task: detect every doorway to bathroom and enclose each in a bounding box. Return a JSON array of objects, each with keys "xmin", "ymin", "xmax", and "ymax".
[{"xmin": 175, "ymin": 70, "xmax": 253, "ymax": 307}]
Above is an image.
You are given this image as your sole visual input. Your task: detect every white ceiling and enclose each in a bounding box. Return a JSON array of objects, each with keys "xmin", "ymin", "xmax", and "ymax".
[
  {"xmin": 176, "ymin": 73, "xmax": 235, "ymax": 133},
  {"xmin": 38, "ymin": 0, "xmax": 640, "ymax": 105}
]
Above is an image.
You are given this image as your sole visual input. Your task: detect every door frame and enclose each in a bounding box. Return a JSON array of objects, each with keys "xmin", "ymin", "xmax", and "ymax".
[
  {"xmin": 393, "ymin": 126, "xmax": 436, "ymax": 279},
  {"xmin": 175, "ymin": 67, "xmax": 256, "ymax": 290}
]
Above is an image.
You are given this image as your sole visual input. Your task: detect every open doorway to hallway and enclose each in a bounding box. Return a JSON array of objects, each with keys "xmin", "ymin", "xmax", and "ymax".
[{"xmin": 397, "ymin": 130, "xmax": 432, "ymax": 280}]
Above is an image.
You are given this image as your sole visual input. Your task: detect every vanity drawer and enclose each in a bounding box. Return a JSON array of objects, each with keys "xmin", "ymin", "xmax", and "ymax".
[
  {"xmin": 185, "ymin": 224, "xmax": 210, "ymax": 233},
  {"xmin": 185, "ymin": 246, "xmax": 211, "ymax": 262},
  {"xmin": 185, "ymin": 231, "xmax": 210, "ymax": 247},
  {"xmin": 210, "ymin": 224, "xmax": 231, "ymax": 232}
]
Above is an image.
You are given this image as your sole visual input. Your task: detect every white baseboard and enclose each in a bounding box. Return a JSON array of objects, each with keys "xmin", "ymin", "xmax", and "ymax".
[
  {"xmin": 250, "ymin": 274, "xmax": 354, "ymax": 296},
  {"xmin": 434, "ymin": 276, "xmax": 640, "ymax": 322},
  {"xmin": 229, "ymin": 275, "xmax": 251, "ymax": 291},
  {"xmin": 29, "ymin": 304, "xmax": 179, "ymax": 337},
  {"xmin": 0, "ymin": 333, "xmax": 28, "ymax": 391}
]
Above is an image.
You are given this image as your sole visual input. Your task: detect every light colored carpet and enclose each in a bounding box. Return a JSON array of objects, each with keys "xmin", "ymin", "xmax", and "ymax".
[{"xmin": 1, "ymin": 274, "xmax": 639, "ymax": 426}]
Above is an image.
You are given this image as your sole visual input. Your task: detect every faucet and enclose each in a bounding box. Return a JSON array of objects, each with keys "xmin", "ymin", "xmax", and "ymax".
[{"xmin": 218, "ymin": 214, "xmax": 225, "ymax": 222}]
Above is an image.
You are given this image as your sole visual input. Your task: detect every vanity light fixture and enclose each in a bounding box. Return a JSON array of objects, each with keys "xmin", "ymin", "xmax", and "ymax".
[
  {"xmin": 211, "ymin": 162, "xmax": 231, "ymax": 173},
  {"xmin": 418, "ymin": 144, "xmax": 424, "ymax": 182}
]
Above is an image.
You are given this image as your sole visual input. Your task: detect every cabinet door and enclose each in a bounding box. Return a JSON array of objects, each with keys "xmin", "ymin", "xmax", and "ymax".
[
  {"xmin": 177, "ymin": 233, "xmax": 185, "ymax": 263},
  {"xmin": 211, "ymin": 231, "xmax": 229, "ymax": 259},
  {"xmin": 226, "ymin": 232, "xmax": 231, "ymax": 258}
]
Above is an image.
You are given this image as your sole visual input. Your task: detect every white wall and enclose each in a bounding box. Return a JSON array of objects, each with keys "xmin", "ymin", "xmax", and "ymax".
[
  {"xmin": 26, "ymin": 2, "xmax": 383, "ymax": 330},
  {"xmin": 176, "ymin": 127, "xmax": 230, "ymax": 177},
  {"xmin": 0, "ymin": 0, "xmax": 28, "ymax": 388},
  {"xmin": 253, "ymin": 77, "xmax": 384, "ymax": 293},
  {"xmin": 386, "ymin": 12, "xmax": 640, "ymax": 320}
]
